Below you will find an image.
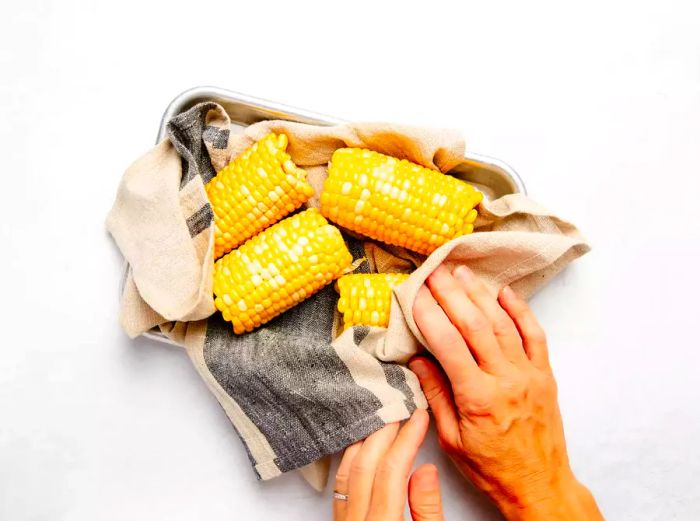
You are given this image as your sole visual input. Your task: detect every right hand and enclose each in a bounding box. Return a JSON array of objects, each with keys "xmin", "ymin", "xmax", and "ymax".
[{"xmin": 410, "ymin": 265, "xmax": 603, "ymax": 521}]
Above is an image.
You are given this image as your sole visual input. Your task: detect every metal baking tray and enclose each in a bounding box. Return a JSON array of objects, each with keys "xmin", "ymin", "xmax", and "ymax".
[
  {"xmin": 125, "ymin": 86, "xmax": 527, "ymax": 344},
  {"xmin": 158, "ymin": 86, "xmax": 526, "ymax": 199}
]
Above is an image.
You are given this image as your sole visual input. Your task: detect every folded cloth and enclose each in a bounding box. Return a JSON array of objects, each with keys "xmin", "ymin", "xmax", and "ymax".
[{"xmin": 106, "ymin": 102, "xmax": 590, "ymax": 489}]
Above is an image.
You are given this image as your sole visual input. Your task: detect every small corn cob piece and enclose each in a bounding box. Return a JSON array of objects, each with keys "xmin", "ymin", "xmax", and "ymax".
[
  {"xmin": 337, "ymin": 273, "xmax": 409, "ymax": 330},
  {"xmin": 213, "ymin": 208, "xmax": 353, "ymax": 334},
  {"xmin": 206, "ymin": 132, "xmax": 315, "ymax": 258},
  {"xmin": 320, "ymin": 148, "xmax": 483, "ymax": 255}
]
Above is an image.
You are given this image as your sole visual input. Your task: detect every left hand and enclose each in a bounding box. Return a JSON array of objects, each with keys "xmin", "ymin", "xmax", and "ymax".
[{"xmin": 332, "ymin": 409, "xmax": 444, "ymax": 521}]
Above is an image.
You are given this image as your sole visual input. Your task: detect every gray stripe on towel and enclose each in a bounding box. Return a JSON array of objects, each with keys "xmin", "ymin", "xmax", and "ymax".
[
  {"xmin": 351, "ymin": 326, "xmax": 417, "ymax": 414},
  {"xmin": 381, "ymin": 365, "xmax": 417, "ymax": 414},
  {"xmin": 167, "ymin": 101, "xmax": 220, "ymax": 186},
  {"xmin": 203, "ymin": 284, "xmax": 385, "ymax": 475},
  {"xmin": 186, "ymin": 203, "xmax": 213, "ymax": 238},
  {"xmin": 202, "ymin": 125, "xmax": 230, "ymax": 150}
]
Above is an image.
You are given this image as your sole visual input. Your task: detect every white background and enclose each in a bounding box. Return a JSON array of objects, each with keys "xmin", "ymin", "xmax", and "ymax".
[{"xmin": 1, "ymin": 0, "xmax": 699, "ymax": 519}]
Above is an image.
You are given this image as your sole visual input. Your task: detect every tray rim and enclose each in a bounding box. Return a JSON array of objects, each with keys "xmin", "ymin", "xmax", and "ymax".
[
  {"xmin": 155, "ymin": 86, "xmax": 527, "ymax": 195},
  {"xmin": 126, "ymin": 86, "xmax": 528, "ymax": 345}
]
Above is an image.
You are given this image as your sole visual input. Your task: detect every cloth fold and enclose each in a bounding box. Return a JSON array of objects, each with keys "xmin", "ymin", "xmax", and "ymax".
[{"xmin": 106, "ymin": 102, "xmax": 590, "ymax": 489}]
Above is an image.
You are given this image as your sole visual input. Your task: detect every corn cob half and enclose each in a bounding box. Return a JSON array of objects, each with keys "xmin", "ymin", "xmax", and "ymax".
[
  {"xmin": 213, "ymin": 208, "xmax": 353, "ymax": 334},
  {"xmin": 320, "ymin": 148, "xmax": 483, "ymax": 255},
  {"xmin": 337, "ymin": 273, "xmax": 409, "ymax": 330},
  {"xmin": 206, "ymin": 133, "xmax": 315, "ymax": 258}
]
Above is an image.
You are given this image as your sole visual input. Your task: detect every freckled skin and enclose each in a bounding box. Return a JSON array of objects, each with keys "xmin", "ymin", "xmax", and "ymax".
[
  {"xmin": 331, "ymin": 265, "xmax": 603, "ymax": 521},
  {"xmin": 408, "ymin": 265, "xmax": 603, "ymax": 521}
]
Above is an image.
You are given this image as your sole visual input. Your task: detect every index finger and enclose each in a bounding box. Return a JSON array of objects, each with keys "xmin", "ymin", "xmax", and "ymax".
[
  {"xmin": 413, "ymin": 284, "xmax": 481, "ymax": 384},
  {"xmin": 346, "ymin": 423, "xmax": 401, "ymax": 521},
  {"xmin": 366, "ymin": 410, "xmax": 430, "ymax": 521}
]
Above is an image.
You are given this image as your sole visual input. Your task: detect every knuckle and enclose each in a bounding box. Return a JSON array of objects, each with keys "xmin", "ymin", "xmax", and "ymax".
[
  {"xmin": 349, "ymin": 458, "xmax": 374, "ymax": 477},
  {"xmin": 438, "ymin": 286, "xmax": 468, "ymax": 310},
  {"xmin": 492, "ymin": 316, "xmax": 516, "ymax": 337},
  {"xmin": 466, "ymin": 401, "xmax": 492, "ymax": 416},
  {"xmin": 469, "ymin": 282, "xmax": 492, "ymax": 302},
  {"xmin": 423, "ymin": 381, "xmax": 447, "ymax": 403},
  {"xmin": 454, "ymin": 381, "xmax": 492, "ymax": 410},
  {"xmin": 434, "ymin": 328, "xmax": 464, "ymax": 350},
  {"xmin": 376, "ymin": 457, "xmax": 402, "ymax": 478},
  {"xmin": 457, "ymin": 269, "xmax": 486, "ymax": 291},
  {"xmin": 526, "ymin": 326, "xmax": 547, "ymax": 345},
  {"xmin": 460, "ymin": 312, "xmax": 490, "ymax": 333},
  {"xmin": 437, "ymin": 435, "xmax": 456, "ymax": 454},
  {"xmin": 443, "ymin": 285, "xmax": 466, "ymax": 302},
  {"xmin": 505, "ymin": 380, "xmax": 528, "ymax": 403},
  {"xmin": 529, "ymin": 370, "xmax": 557, "ymax": 397},
  {"xmin": 463, "ymin": 394, "xmax": 493, "ymax": 415}
]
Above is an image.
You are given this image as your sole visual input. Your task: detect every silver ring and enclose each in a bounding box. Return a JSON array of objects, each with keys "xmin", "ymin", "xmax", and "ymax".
[{"xmin": 333, "ymin": 492, "xmax": 349, "ymax": 501}]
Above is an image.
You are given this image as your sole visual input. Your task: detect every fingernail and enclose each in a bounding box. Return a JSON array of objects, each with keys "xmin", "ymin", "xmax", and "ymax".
[
  {"xmin": 453, "ymin": 265, "xmax": 474, "ymax": 281},
  {"xmin": 409, "ymin": 358, "xmax": 427, "ymax": 377},
  {"xmin": 412, "ymin": 464, "xmax": 440, "ymax": 491},
  {"xmin": 417, "ymin": 463, "xmax": 439, "ymax": 490},
  {"xmin": 501, "ymin": 285, "xmax": 514, "ymax": 298}
]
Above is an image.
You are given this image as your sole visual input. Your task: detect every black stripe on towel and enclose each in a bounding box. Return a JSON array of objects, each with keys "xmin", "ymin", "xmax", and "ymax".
[{"xmin": 186, "ymin": 203, "xmax": 213, "ymax": 238}]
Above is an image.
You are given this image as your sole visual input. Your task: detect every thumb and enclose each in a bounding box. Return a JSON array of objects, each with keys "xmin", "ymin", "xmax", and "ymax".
[{"xmin": 409, "ymin": 464, "xmax": 445, "ymax": 521}]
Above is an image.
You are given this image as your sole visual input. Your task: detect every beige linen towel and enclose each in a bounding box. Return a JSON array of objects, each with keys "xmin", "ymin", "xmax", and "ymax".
[{"xmin": 107, "ymin": 102, "xmax": 589, "ymax": 490}]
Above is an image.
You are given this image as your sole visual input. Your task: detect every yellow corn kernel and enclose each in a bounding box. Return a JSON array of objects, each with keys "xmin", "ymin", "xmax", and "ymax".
[
  {"xmin": 206, "ymin": 133, "xmax": 315, "ymax": 258},
  {"xmin": 320, "ymin": 149, "xmax": 483, "ymax": 255},
  {"xmin": 336, "ymin": 273, "xmax": 409, "ymax": 330},
  {"xmin": 213, "ymin": 209, "xmax": 353, "ymax": 334}
]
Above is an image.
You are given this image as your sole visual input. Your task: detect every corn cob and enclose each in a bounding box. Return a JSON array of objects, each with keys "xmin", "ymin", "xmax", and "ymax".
[
  {"xmin": 337, "ymin": 273, "xmax": 409, "ymax": 330},
  {"xmin": 206, "ymin": 133, "xmax": 315, "ymax": 258},
  {"xmin": 320, "ymin": 148, "xmax": 483, "ymax": 255},
  {"xmin": 213, "ymin": 208, "xmax": 353, "ymax": 334}
]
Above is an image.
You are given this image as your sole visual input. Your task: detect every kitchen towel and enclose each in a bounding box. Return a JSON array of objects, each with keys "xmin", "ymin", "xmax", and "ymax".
[{"xmin": 106, "ymin": 102, "xmax": 590, "ymax": 490}]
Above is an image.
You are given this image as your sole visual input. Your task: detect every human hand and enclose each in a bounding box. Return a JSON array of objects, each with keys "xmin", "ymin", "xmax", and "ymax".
[
  {"xmin": 410, "ymin": 265, "xmax": 603, "ymax": 521},
  {"xmin": 332, "ymin": 409, "xmax": 444, "ymax": 521}
]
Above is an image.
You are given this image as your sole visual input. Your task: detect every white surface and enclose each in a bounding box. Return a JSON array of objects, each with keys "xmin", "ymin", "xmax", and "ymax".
[{"xmin": 1, "ymin": 1, "xmax": 699, "ymax": 519}]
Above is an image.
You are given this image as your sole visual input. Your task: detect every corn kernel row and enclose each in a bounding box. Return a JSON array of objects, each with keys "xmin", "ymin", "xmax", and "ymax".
[
  {"xmin": 206, "ymin": 133, "xmax": 314, "ymax": 258},
  {"xmin": 320, "ymin": 148, "xmax": 482, "ymax": 255},
  {"xmin": 213, "ymin": 209, "xmax": 353, "ymax": 334},
  {"xmin": 337, "ymin": 273, "xmax": 409, "ymax": 330}
]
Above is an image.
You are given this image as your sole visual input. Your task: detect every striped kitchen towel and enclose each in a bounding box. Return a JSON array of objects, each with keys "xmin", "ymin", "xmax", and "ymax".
[
  {"xmin": 106, "ymin": 102, "xmax": 589, "ymax": 490},
  {"xmin": 107, "ymin": 102, "xmax": 435, "ymax": 489}
]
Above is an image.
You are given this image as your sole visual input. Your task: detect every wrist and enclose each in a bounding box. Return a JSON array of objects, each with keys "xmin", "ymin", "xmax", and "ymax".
[{"xmin": 499, "ymin": 471, "xmax": 602, "ymax": 521}]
